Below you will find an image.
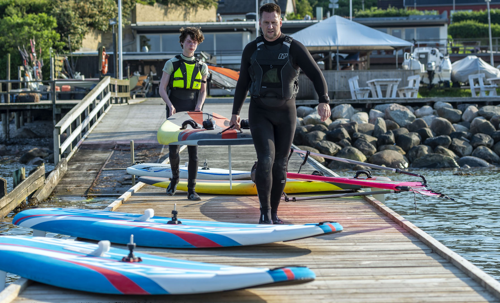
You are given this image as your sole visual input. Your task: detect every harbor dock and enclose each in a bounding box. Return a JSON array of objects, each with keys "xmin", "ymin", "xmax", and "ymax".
[{"xmin": 3, "ymin": 100, "xmax": 500, "ymax": 303}]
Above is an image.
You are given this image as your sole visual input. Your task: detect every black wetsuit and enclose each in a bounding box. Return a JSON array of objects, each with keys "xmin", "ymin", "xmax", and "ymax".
[{"xmin": 232, "ymin": 34, "xmax": 329, "ymax": 222}]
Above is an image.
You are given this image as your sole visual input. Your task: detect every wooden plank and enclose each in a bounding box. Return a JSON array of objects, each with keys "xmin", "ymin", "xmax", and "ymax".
[
  {"xmin": 30, "ymin": 159, "xmax": 67, "ymax": 204},
  {"xmin": 0, "ymin": 279, "xmax": 30, "ymax": 303},
  {"xmin": 0, "ymin": 165, "xmax": 45, "ymax": 219}
]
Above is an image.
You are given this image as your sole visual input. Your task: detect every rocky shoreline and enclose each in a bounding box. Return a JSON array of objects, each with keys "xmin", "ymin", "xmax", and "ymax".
[{"xmin": 294, "ymin": 102, "xmax": 500, "ymax": 170}]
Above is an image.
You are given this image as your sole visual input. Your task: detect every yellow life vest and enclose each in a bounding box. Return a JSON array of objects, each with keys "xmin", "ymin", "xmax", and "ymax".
[{"xmin": 170, "ymin": 55, "xmax": 203, "ymax": 90}]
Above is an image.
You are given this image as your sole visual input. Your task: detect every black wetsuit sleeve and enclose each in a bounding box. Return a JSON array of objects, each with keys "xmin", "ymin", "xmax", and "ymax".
[
  {"xmin": 290, "ymin": 40, "xmax": 330, "ymax": 103},
  {"xmin": 232, "ymin": 42, "xmax": 257, "ymax": 115}
]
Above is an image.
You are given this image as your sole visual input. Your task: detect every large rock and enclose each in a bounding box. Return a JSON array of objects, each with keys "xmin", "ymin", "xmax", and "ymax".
[
  {"xmin": 421, "ymin": 115, "xmax": 437, "ymax": 128},
  {"xmin": 434, "ymin": 146, "xmax": 459, "ymax": 160},
  {"xmin": 328, "ymin": 147, "xmax": 366, "ymax": 170},
  {"xmin": 27, "ymin": 157, "xmax": 44, "ymax": 166},
  {"xmin": 297, "ymin": 146, "xmax": 325, "ymax": 164},
  {"xmin": 369, "ymin": 109, "xmax": 385, "ymax": 123},
  {"xmin": 385, "ymin": 119, "xmax": 400, "ymax": 131},
  {"xmin": 470, "ymin": 133, "xmax": 494, "ymax": 148},
  {"xmin": 377, "ymin": 131, "xmax": 395, "ymax": 146},
  {"xmin": 490, "ymin": 115, "xmax": 500, "ymax": 129},
  {"xmin": 351, "ymin": 112, "xmax": 369, "ymax": 124},
  {"xmin": 471, "ymin": 146, "xmax": 500, "ymax": 163},
  {"xmin": 392, "ymin": 128, "xmax": 409, "ymax": 139},
  {"xmin": 296, "ymin": 117, "xmax": 303, "ymax": 128},
  {"xmin": 369, "ymin": 150, "xmax": 408, "ymax": 169},
  {"xmin": 471, "ymin": 120, "xmax": 496, "ymax": 136},
  {"xmin": 372, "ymin": 117, "xmax": 387, "ymax": 138},
  {"xmin": 416, "ymin": 128, "xmax": 434, "ymax": 142},
  {"xmin": 462, "ymin": 105, "xmax": 479, "ymax": 123},
  {"xmin": 492, "ymin": 131, "xmax": 500, "ymax": 143},
  {"xmin": 450, "ymin": 138, "xmax": 473, "ymax": 157},
  {"xmin": 411, "ymin": 154, "xmax": 459, "ymax": 168},
  {"xmin": 352, "ymin": 132, "xmax": 378, "ymax": 146},
  {"xmin": 478, "ymin": 105, "xmax": 500, "ymax": 120},
  {"xmin": 493, "ymin": 141, "xmax": 500, "ymax": 156},
  {"xmin": 310, "ymin": 124, "xmax": 329, "ymax": 132},
  {"xmin": 335, "ymin": 122, "xmax": 358, "ymax": 136},
  {"xmin": 296, "ymin": 106, "xmax": 315, "ymax": 118},
  {"xmin": 353, "ymin": 139, "xmax": 377, "ymax": 157},
  {"xmin": 430, "ymin": 117, "xmax": 455, "ymax": 136},
  {"xmin": 293, "ymin": 126, "xmax": 309, "ymax": 145},
  {"xmin": 415, "ymin": 105, "xmax": 433, "ymax": 118},
  {"xmin": 450, "ymin": 131, "xmax": 472, "ymax": 140},
  {"xmin": 385, "ymin": 104, "xmax": 416, "ymax": 127},
  {"xmin": 357, "ymin": 123, "xmax": 375, "ymax": 135},
  {"xmin": 337, "ymin": 138, "xmax": 352, "ymax": 148},
  {"xmin": 458, "ymin": 103, "xmax": 476, "ymax": 112},
  {"xmin": 305, "ymin": 130, "xmax": 326, "ymax": 146},
  {"xmin": 457, "ymin": 156, "xmax": 490, "ymax": 167},
  {"xmin": 469, "ymin": 116, "xmax": 487, "ymax": 134},
  {"xmin": 328, "ymin": 119, "xmax": 350, "ymax": 130},
  {"xmin": 396, "ymin": 132, "xmax": 421, "ymax": 152},
  {"xmin": 424, "ymin": 135, "xmax": 452, "ymax": 149},
  {"xmin": 331, "ymin": 104, "xmax": 356, "ymax": 120},
  {"xmin": 326, "ymin": 128, "xmax": 350, "ymax": 142},
  {"xmin": 379, "ymin": 144, "xmax": 406, "ymax": 155},
  {"xmin": 437, "ymin": 107, "xmax": 462, "ymax": 123},
  {"xmin": 19, "ymin": 147, "xmax": 50, "ymax": 164},
  {"xmin": 374, "ymin": 104, "xmax": 393, "ymax": 113},
  {"xmin": 314, "ymin": 140, "xmax": 341, "ymax": 156},
  {"xmin": 303, "ymin": 112, "xmax": 331, "ymax": 126},
  {"xmin": 453, "ymin": 123, "xmax": 469, "ymax": 133},
  {"xmin": 407, "ymin": 145, "xmax": 433, "ymax": 162},
  {"xmin": 434, "ymin": 101, "xmax": 453, "ymax": 110},
  {"xmin": 407, "ymin": 118, "xmax": 429, "ymax": 132}
]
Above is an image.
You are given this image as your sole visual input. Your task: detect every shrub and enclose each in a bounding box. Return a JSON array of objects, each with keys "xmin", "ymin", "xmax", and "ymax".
[
  {"xmin": 449, "ymin": 20, "xmax": 500, "ymax": 38},
  {"xmin": 355, "ymin": 6, "xmax": 437, "ymax": 18}
]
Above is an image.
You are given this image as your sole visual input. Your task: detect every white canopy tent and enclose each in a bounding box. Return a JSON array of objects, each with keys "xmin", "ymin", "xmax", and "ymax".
[{"xmin": 290, "ymin": 16, "xmax": 413, "ymax": 70}]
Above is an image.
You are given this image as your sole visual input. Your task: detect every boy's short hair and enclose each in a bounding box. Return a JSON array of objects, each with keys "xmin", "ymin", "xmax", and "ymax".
[
  {"xmin": 179, "ymin": 27, "xmax": 204, "ymax": 46},
  {"xmin": 259, "ymin": 3, "xmax": 281, "ymax": 18}
]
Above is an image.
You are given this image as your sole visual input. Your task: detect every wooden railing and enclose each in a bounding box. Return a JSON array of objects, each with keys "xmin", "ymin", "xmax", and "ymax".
[
  {"xmin": 53, "ymin": 76, "xmax": 129, "ymax": 164},
  {"xmin": 0, "ymin": 165, "xmax": 45, "ymax": 219}
]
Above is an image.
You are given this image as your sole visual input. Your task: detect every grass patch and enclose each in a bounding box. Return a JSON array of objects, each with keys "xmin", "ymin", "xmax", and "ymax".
[{"xmin": 418, "ymin": 88, "xmax": 472, "ymax": 98}]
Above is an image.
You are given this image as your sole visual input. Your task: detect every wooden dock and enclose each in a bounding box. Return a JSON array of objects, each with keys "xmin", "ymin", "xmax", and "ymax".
[{"xmin": 4, "ymin": 100, "xmax": 500, "ymax": 302}]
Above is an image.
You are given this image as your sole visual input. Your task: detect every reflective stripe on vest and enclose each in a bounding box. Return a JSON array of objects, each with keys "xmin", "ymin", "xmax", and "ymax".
[{"xmin": 172, "ymin": 62, "xmax": 202, "ymax": 90}]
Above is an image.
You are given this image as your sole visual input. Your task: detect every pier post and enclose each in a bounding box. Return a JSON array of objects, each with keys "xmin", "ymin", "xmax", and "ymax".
[
  {"xmin": 14, "ymin": 112, "xmax": 20, "ymax": 130},
  {"xmin": 0, "ymin": 177, "xmax": 6, "ymax": 199},
  {"xmin": 1, "ymin": 113, "xmax": 7, "ymax": 140},
  {"xmin": 371, "ymin": 187, "xmax": 385, "ymax": 202},
  {"xmin": 51, "ymin": 57, "xmax": 56, "ymax": 126},
  {"xmin": 131, "ymin": 140, "xmax": 135, "ymax": 186},
  {"xmin": 13, "ymin": 167, "xmax": 26, "ymax": 189},
  {"xmin": 6, "ymin": 53, "xmax": 10, "ymax": 104}
]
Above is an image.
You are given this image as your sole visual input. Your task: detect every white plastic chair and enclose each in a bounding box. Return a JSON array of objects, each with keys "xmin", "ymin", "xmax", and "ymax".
[
  {"xmin": 397, "ymin": 75, "xmax": 421, "ymax": 98},
  {"xmin": 348, "ymin": 76, "xmax": 371, "ymax": 99},
  {"xmin": 469, "ymin": 73, "xmax": 497, "ymax": 97}
]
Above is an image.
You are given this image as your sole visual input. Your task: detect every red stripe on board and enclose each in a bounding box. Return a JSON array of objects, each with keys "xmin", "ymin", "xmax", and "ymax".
[
  {"xmin": 326, "ymin": 223, "xmax": 336, "ymax": 232},
  {"xmin": 63, "ymin": 260, "xmax": 150, "ymax": 295},
  {"xmin": 282, "ymin": 268, "xmax": 295, "ymax": 280},
  {"xmin": 221, "ymin": 129, "xmax": 238, "ymax": 139},
  {"xmin": 14, "ymin": 214, "xmax": 64, "ymax": 226},
  {"xmin": 140, "ymin": 226, "xmax": 223, "ymax": 248},
  {"xmin": 187, "ymin": 111, "xmax": 204, "ymax": 125},
  {"xmin": 180, "ymin": 129, "xmax": 205, "ymax": 141}
]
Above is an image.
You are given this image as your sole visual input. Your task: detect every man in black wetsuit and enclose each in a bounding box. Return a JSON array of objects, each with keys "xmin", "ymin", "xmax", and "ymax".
[
  {"xmin": 230, "ymin": 3, "xmax": 331, "ymax": 224},
  {"xmin": 159, "ymin": 27, "xmax": 209, "ymax": 201}
]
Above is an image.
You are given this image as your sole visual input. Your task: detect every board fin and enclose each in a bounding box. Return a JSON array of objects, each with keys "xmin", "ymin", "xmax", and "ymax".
[
  {"xmin": 137, "ymin": 209, "xmax": 154, "ymax": 222},
  {"xmin": 90, "ymin": 240, "xmax": 110, "ymax": 257}
]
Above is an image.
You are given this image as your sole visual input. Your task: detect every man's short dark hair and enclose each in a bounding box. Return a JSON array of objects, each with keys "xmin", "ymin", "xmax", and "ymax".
[{"xmin": 259, "ymin": 3, "xmax": 281, "ymax": 18}]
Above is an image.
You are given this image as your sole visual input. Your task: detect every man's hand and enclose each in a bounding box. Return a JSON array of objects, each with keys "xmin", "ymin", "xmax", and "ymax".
[
  {"xmin": 317, "ymin": 103, "xmax": 331, "ymax": 122},
  {"xmin": 230, "ymin": 114, "xmax": 241, "ymax": 130},
  {"xmin": 169, "ymin": 105, "xmax": 177, "ymax": 116},
  {"xmin": 194, "ymin": 104, "xmax": 202, "ymax": 112}
]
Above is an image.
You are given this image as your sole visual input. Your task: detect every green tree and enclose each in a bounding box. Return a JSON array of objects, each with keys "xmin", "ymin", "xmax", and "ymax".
[
  {"xmin": 310, "ymin": 0, "xmax": 377, "ymax": 19},
  {"xmin": 354, "ymin": 6, "xmax": 436, "ymax": 18},
  {"xmin": 138, "ymin": 0, "xmax": 218, "ymax": 9},
  {"xmin": 0, "ymin": 13, "xmax": 64, "ymax": 79}
]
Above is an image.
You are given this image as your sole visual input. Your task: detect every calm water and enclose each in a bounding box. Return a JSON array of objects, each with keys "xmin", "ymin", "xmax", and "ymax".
[{"xmin": 367, "ymin": 168, "xmax": 500, "ymax": 281}]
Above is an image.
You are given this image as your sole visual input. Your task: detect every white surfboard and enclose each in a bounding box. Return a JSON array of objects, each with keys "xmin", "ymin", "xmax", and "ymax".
[{"xmin": 127, "ymin": 163, "xmax": 251, "ymax": 180}]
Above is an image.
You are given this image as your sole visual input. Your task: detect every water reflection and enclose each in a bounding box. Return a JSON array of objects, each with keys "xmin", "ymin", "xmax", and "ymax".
[{"xmin": 371, "ymin": 168, "xmax": 500, "ymax": 280}]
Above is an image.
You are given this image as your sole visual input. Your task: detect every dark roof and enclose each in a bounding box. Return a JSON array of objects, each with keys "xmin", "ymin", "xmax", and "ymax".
[
  {"xmin": 217, "ymin": 0, "xmax": 292, "ymax": 15},
  {"xmin": 404, "ymin": 0, "xmax": 500, "ymax": 6}
]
